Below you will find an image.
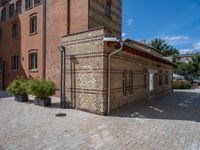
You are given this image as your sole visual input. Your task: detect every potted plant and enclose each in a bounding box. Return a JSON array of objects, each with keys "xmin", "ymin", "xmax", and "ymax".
[
  {"xmin": 7, "ymin": 77, "xmax": 29, "ymax": 102},
  {"xmin": 28, "ymin": 78, "xmax": 56, "ymax": 107}
]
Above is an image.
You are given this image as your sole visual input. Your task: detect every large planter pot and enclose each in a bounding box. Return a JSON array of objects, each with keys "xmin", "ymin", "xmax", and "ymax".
[
  {"xmin": 34, "ymin": 97, "xmax": 51, "ymax": 107},
  {"xmin": 15, "ymin": 94, "xmax": 28, "ymax": 102}
]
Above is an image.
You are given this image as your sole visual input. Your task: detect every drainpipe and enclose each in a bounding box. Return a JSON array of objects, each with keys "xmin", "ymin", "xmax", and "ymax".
[
  {"xmin": 41, "ymin": 0, "xmax": 46, "ymax": 80},
  {"xmin": 59, "ymin": 46, "xmax": 66, "ymax": 109},
  {"xmin": 107, "ymin": 41, "xmax": 124, "ymax": 115}
]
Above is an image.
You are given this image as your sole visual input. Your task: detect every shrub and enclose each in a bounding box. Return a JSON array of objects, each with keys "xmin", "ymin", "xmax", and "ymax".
[
  {"xmin": 27, "ymin": 78, "xmax": 56, "ymax": 99},
  {"xmin": 173, "ymin": 80, "xmax": 191, "ymax": 89},
  {"xmin": 7, "ymin": 77, "xmax": 28, "ymax": 95}
]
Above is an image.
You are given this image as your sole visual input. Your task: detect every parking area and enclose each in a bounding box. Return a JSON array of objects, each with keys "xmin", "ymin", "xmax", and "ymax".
[{"xmin": 0, "ymin": 89, "xmax": 200, "ymax": 150}]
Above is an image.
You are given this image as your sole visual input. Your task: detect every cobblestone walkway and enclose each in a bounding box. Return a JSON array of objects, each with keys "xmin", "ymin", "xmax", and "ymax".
[{"xmin": 0, "ymin": 89, "xmax": 200, "ymax": 150}]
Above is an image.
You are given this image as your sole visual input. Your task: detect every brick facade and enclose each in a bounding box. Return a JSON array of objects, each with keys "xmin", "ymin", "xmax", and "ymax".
[
  {"xmin": 0, "ymin": 0, "xmax": 122, "ymax": 92},
  {"xmin": 61, "ymin": 27, "xmax": 174, "ymax": 115},
  {"xmin": 0, "ymin": 0, "xmax": 174, "ymax": 115}
]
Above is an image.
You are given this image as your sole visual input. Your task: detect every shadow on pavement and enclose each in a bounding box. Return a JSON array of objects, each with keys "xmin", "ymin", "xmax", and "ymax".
[
  {"xmin": 0, "ymin": 91, "xmax": 13, "ymax": 99},
  {"xmin": 111, "ymin": 90, "xmax": 200, "ymax": 122}
]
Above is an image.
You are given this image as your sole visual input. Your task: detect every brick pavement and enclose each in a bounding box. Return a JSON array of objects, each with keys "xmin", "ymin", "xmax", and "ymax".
[{"xmin": 0, "ymin": 89, "xmax": 200, "ymax": 150}]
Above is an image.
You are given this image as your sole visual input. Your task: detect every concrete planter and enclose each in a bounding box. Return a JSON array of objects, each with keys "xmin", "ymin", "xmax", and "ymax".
[
  {"xmin": 15, "ymin": 94, "xmax": 28, "ymax": 102},
  {"xmin": 34, "ymin": 97, "xmax": 51, "ymax": 107}
]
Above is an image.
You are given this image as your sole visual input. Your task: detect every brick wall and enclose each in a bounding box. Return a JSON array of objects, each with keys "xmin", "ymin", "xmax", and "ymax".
[{"xmin": 61, "ymin": 27, "xmax": 173, "ymax": 114}]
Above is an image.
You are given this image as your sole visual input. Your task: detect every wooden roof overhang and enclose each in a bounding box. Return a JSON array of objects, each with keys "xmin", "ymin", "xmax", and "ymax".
[
  {"xmin": 123, "ymin": 43, "xmax": 176, "ymax": 67},
  {"xmin": 107, "ymin": 41, "xmax": 176, "ymax": 67}
]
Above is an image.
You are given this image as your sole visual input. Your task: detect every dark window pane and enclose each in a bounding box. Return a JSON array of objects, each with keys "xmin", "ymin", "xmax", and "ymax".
[
  {"xmin": 16, "ymin": 0, "xmax": 22, "ymax": 14},
  {"xmin": 105, "ymin": 1, "xmax": 111, "ymax": 17},
  {"xmin": 29, "ymin": 52, "xmax": 37, "ymax": 70},
  {"xmin": 1, "ymin": 8, "xmax": 6, "ymax": 21},
  {"xmin": 0, "ymin": 28, "xmax": 2, "ymax": 41},
  {"xmin": 12, "ymin": 23, "xmax": 18, "ymax": 38},
  {"xmin": 9, "ymin": 4, "xmax": 15, "ymax": 17}
]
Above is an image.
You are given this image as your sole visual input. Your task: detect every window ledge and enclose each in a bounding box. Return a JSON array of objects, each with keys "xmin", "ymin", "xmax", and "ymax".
[
  {"xmin": 34, "ymin": 3, "xmax": 41, "ymax": 7},
  {"xmin": 12, "ymin": 37, "xmax": 18, "ymax": 40},
  {"xmin": 16, "ymin": 12, "xmax": 22, "ymax": 15},
  {"xmin": 30, "ymin": 32, "xmax": 38, "ymax": 36},
  {"xmin": 29, "ymin": 69, "xmax": 38, "ymax": 73},
  {"xmin": 12, "ymin": 69, "xmax": 19, "ymax": 72},
  {"xmin": 25, "ymin": 6, "xmax": 33, "ymax": 11}
]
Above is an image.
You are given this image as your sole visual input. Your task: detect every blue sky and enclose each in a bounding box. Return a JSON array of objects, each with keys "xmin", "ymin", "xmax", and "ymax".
[{"xmin": 122, "ymin": 0, "xmax": 200, "ymax": 54}]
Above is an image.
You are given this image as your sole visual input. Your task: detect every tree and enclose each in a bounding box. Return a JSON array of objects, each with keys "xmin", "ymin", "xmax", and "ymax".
[{"xmin": 151, "ymin": 38, "xmax": 180, "ymax": 63}]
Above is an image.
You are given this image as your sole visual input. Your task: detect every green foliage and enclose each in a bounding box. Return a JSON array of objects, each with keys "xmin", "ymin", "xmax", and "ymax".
[
  {"xmin": 7, "ymin": 77, "xmax": 28, "ymax": 95},
  {"xmin": 151, "ymin": 38, "xmax": 180, "ymax": 63},
  {"xmin": 175, "ymin": 54, "xmax": 200, "ymax": 79},
  {"xmin": 173, "ymin": 80, "xmax": 191, "ymax": 89},
  {"xmin": 27, "ymin": 78, "xmax": 56, "ymax": 98}
]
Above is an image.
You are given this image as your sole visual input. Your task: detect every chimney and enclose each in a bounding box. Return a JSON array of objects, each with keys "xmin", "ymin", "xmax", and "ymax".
[{"xmin": 140, "ymin": 39, "xmax": 146, "ymax": 44}]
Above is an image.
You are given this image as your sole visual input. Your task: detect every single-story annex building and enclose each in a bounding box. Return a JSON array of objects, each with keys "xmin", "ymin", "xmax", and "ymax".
[{"xmin": 61, "ymin": 27, "xmax": 175, "ymax": 115}]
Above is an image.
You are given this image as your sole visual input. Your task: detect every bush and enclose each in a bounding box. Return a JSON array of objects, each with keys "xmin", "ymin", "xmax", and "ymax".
[
  {"xmin": 27, "ymin": 78, "xmax": 56, "ymax": 99},
  {"xmin": 7, "ymin": 77, "xmax": 28, "ymax": 95},
  {"xmin": 173, "ymin": 80, "xmax": 191, "ymax": 89}
]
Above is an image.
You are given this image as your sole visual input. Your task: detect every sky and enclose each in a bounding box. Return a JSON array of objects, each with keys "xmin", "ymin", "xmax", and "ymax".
[{"xmin": 122, "ymin": 0, "xmax": 200, "ymax": 54}]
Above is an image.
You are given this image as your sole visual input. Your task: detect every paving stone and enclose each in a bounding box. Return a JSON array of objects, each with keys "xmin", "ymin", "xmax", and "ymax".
[{"xmin": 0, "ymin": 89, "xmax": 200, "ymax": 150}]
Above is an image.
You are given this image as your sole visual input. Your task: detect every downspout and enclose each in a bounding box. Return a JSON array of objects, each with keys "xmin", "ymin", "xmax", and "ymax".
[
  {"xmin": 59, "ymin": 46, "xmax": 66, "ymax": 109},
  {"xmin": 41, "ymin": 0, "xmax": 46, "ymax": 80},
  {"xmin": 107, "ymin": 41, "xmax": 124, "ymax": 115}
]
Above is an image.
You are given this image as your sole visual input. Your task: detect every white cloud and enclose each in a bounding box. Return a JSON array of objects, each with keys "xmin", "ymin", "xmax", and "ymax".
[
  {"xmin": 179, "ymin": 49, "xmax": 193, "ymax": 54},
  {"xmin": 122, "ymin": 32, "xmax": 127, "ymax": 37},
  {"xmin": 193, "ymin": 42, "xmax": 200, "ymax": 50},
  {"xmin": 162, "ymin": 36, "xmax": 189, "ymax": 42},
  {"xmin": 127, "ymin": 18, "xmax": 133, "ymax": 26}
]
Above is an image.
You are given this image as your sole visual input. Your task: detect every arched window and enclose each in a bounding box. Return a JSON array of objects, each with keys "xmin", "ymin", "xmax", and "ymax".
[
  {"xmin": 129, "ymin": 71, "xmax": 133, "ymax": 94},
  {"xmin": 123, "ymin": 70, "xmax": 127, "ymax": 96},
  {"xmin": 30, "ymin": 16, "xmax": 37, "ymax": 34},
  {"xmin": 29, "ymin": 52, "xmax": 37, "ymax": 70}
]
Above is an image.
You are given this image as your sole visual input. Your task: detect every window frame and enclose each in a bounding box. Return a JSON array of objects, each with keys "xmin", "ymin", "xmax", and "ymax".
[
  {"xmin": 129, "ymin": 71, "xmax": 133, "ymax": 94},
  {"xmin": 105, "ymin": 0, "xmax": 112, "ymax": 17},
  {"xmin": 30, "ymin": 16, "xmax": 37, "ymax": 34},
  {"xmin": 11, "ymin": 55, "xmax": 19, "ymax": 71},
  {"xmin": 9, "ymin": 4, "xmax": 15, "ymax": 17},
  {"xmin": 12, "ymin": 23, "xmax": 18, "ymax": 39},
  {"xmin": 34, "ymin": 0, "xmax": 41, "ymax": 6},
  {"xmin": 1, "ymin": 8, "xmax": 7, "ymax": 21},
  {"xmin": 123, "ymin": 70, "xmax": 127, "ymax": 96},
  {"xmin": 25, "ymin": 0, "xmax": 33, "ymax": 10},
  {"xmin": 0, "ymin": 57, "xmax": 3, "ymax": 72},
  {"xmin": 0, "ymin": 27, "xmax": 2, "ymax": 42},
  {"xmin": 165, "ymin": 71, "xmax": 169, "ymax": 85},
  {"xmin": 29, "ymin": 51, "xmax": 38, "ymax": 71},
  {"xmin": 144, "ymin": 74, "xmax": 147, "ymax": 89},
  {"xmin": 158, "ymin": 71, "xmax": 163, "ymax": 86},
  {"xmin": 16, "ymin": 0, "xmax": 22, "ymax": 14}
]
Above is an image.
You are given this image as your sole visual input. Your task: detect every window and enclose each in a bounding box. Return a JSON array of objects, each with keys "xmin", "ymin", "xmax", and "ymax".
[
  {"xmin": 0, "ymin": 27, "xmax": 2, "ymax": 42},
  {"xmin": 1, "ymin": 8, "xmax": 6, "ymax": 21},
  {"xmin": 11, "ymin": 55, "xmax": 19, "ymax": 70},
  {"xmin": 34, "ymin": 0, "xmax": 41, "ymax": 5},
  {"xmin": 16, "ymin": 0, "xmax": 22, "ymax": 14},
  {"xmin": 25, "ymin": 0, "xmax": 33, "ymax": 9},
  {"xmin": 0, "ymin": 57, "xmax": 3, "ymax": 72},
  {"xmin": 12, "ymin": 23, "xmax": 18, "ymax": 39},
  {"xmin": 30, "ymin": 16, "xmax": 37, "ymax": 33},
  {"xmin": 105, "ymin": 0, "xmax": 111, "ymax": 17},
  {"xmin": 144, "ymin": 74, "xmax": 147, "ymax": 89},
  {"xmin": 165, "ymin": 71, "xmax": 169, "ymax": 84},
  {"xmin": 29, "ymin": 52, "xmax": 37, "ymax": 70},
  {"xmin": 129, "ymin": 71, "xmax": 133, "ymax": 94},
  {"xmin": 123, "ymin": 70, "xmax": 127, "ymax": 96},
  {"xmin": 158, "ymin": 71, "xmax": 163, "ymax": 86},
  {"xmin": 9, "ymin": 4, "xmax": 15, "ymax": 17}
]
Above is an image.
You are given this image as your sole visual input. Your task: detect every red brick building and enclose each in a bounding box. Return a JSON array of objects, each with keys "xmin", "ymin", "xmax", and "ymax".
[{"xmin": 0, "ymin": 0, "xmax": 122, "ymax": 90}]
